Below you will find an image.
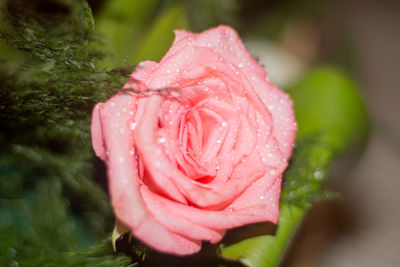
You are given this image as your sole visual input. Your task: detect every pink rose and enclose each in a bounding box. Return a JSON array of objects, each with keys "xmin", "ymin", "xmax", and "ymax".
[{"xmin": 91, "ymin": 26, "xmax": 297, "ymax": 255}]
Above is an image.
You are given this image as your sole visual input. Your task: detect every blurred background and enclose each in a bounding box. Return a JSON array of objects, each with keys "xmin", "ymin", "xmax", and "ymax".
[
  {"xmin": 281, "ymin": 0, "xmax": 400, "ymax": 266},
  {"xmin": 1, "ymin": 0, "xmax": 399, "ymax": 266}
]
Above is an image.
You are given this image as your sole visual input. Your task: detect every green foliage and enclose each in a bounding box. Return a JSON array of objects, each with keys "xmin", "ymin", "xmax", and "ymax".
[
  {"xmin": 93, "ymin": 0, "xmax": 189, "ymax": 68},
  {"xmin": 280, "ymin": 134, "xmax": 339, "ymax": 207},
  {"xmin": 132, "ymin": 3, "xmax": 188, "ymax": 63},
  {"xmin": 0, "ymin": 180, "xmax": 132, "ymax": 266},
  {"xmin": 0, "ymin": 0, "xmax": 135, "ymax": 265},
  {"xmin": 288, "ymin": 67, "xmax": 369, "ymax": 153},
  {"xmin": 92, "ymin": 0, "xmax": 160, "ymax": 69},
  {"xmin": 0, "ymin": 0, "xmax": 130, "ymax": 145}
]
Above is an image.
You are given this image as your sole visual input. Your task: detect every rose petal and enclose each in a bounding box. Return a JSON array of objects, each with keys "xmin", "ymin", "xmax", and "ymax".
[
  {"xmin": 157, "ymin": 177, "xmax": 281, "ymax": 229},
  {"xmin": 99, "ymin": 94, "xmax": 201, "ymax": 255},
  {"xmin": 228, "ymin": 173, "xmax": 281, "ymax": 211},
  {"xmin": 134, "ymin": 96, "xmax": 188, "ymax": 204},
  {"xmin": 172, "ymin": 26, "xmax": 266, "ymax": 83},
  {"xmin": 247, "ymin": 80, "xmax": 297, "ymax": 159},
  {"xmin": 123, "ymin": 60, "xmax": 158, "ymax": 90},
  {"xmin": 182, "ymin": 151, "xmax": 266, "ymax": 209},
  {"xmin": 141, "ymin": 186, "xmax": 224, "ymax": 243},
  {"xmin": 91, "ymin": 103, "xmax": 106, "ymax": 161},
  {"xmin": 231, "ymin": 113, "xmax": 257, "ymax": 164},
  {"xmin": 147, "ymin": 45, "xmax": 243, "ymax": 94}
]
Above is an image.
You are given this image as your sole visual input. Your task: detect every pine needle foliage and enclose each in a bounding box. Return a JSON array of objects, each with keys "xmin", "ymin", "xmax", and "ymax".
[
  {"xmin": 280, "ymin": 133, "xmax": 341, "ymax": 207},
  {"xmin": 0, "ymin": 0, "xmax": 134, "ymax": 265}
]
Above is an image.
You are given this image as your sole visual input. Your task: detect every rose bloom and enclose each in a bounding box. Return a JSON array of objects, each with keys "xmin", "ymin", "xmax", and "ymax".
[{"xmin": 91, "ymin": 26, "xmax": 297, "ymax": 255}]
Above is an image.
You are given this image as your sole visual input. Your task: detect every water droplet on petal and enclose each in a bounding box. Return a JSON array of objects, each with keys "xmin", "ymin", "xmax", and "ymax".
[{"xmin": 130, "ymin": 122, "xmax": 137, "ymax": 130}]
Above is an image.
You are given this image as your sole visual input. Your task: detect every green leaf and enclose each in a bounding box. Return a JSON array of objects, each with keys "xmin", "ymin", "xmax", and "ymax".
[
  {"xmin": 221, "ymin": 205, "xmax": 304, "ymax": 267},
  {"xmin": 132, "ymin": 3, "xmax": 189, "ymax": 63},
  {"xmin": 93, "ymin": 0, "xmax": 159, "ymax": 69},
  {"xmin": 288, "ymin": 67, "xmax": 369, "ymax": 154},
  {"xmin": 93, "ymin": 1, "xmax": 188, "ymax": 68}
]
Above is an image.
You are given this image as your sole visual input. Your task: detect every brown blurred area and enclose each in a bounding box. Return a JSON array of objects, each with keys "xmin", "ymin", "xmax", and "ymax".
[{"xmin": 282, "ymin": 0, "xmax": 400, "ymax": 266}]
